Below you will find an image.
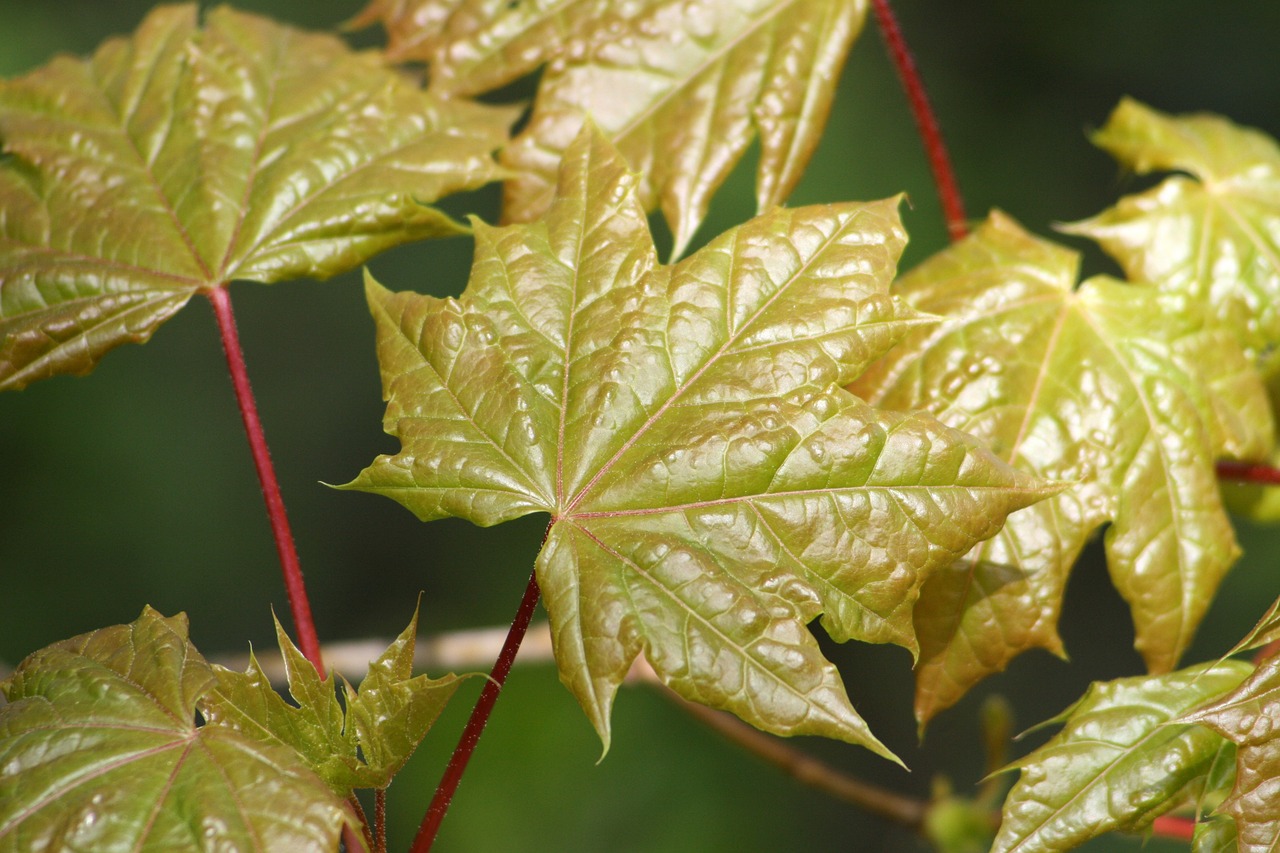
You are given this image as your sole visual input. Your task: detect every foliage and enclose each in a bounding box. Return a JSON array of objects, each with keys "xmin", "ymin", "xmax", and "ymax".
[{"xmin": 2, "ymin": 2, "xmax": 1280, "ymax": 851}]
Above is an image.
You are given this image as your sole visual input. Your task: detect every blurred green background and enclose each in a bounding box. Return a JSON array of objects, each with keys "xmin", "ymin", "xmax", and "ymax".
[{"xmin": 2, "ymin": 2, "xmax": 1279, "ymax": 851}]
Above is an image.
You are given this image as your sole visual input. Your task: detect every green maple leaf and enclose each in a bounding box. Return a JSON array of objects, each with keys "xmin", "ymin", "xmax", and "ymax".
[
  {"xmin": 342, "ymin": 125, "xmax": 1057, "ymax": 759},
  {"xmin": 351, "ymin": 0, "xmax": 868, "ymax": 257},
  {"xmin": 990, "ymin": 661, "xmax": 1250, "ymax": 853},
  {"xmin": 1182, "ymin": 655, "xmax": 1280, "ymax": 853},
  {"xmin": 0, "ymin": 3, "xmax": 512, "ymax": 391},
  {"xmin": 850, "ymin": 211, "xmax": 1272, "ymax": 726},
  {"xmin": 0, "ymin": 607, "xmax": 362, "ymax": 853},
  {"xmin": 1065, "ymin": 98, "xmax": 1280, "ymax": 367},
  {"xmin": 200, "ymin": 606, "xmax": 471, "ymax": 795}
]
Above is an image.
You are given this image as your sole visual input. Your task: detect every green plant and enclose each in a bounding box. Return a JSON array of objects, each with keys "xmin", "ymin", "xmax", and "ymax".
[{"xmin": 3, "ymin": 2, "xmax": 1280, "ymax": 851}]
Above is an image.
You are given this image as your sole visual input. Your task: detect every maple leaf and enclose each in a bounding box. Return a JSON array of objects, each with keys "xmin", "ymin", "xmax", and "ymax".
[
  {"xmin": 991, "ymin": 662, "xmax": 1250, "ymax": 853},
  {"xmin": 0, "ymin": 3, "xmax": 512, "ymax": 391},
  {"xmin": 1181, "ymin": 655, "xmax": 1280, "ymax": 853},
  {"xmin": 350, "ymin": 0, "xmax": 869, "ymax": 257},
  {"xmin": 0, "ymin": 608, "xmax": 363, "ymax": 853},
  {"xmin": 1065, "ymin": 98, "xmax": 1280, "ymax": 367},
  {"xmin": 850, "ymin": 211, "xmax": 1273, "ymax": 726},
  {"xmin": 200, "ymin": 606, "xmax": 471, "ymax": 795},
  {"xmin": 343, "ymin": 126, "xmax": 1056, "ymax": 759}
]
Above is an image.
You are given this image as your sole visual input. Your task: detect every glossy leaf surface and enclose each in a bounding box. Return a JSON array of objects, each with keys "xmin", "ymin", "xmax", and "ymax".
[
  {"xmin": 0, "ymin": 3, "xmax": 511, "ymax": 390},
  {"xmin": 1183, "ymin": 656, "xmax": 1280, "ymax": 852},
  {"xmin": 344, "ymin": 126, "xmax": 1056, "ymax": 758},
  {"xmin": 992, "ymin": 662, "xmax": 1251, "ymax": 853},
  {"xmin": 0, "ymin": 608, "xmax": 358, "ymax": 852},
  {"xmin": 1066, "ymin": 98, "xmax": 1280, "ymax": 366},
  {"xmin": 201, "ymin": 608, "xmax": 468, "ymax": 794},
  {"xmin": 352, "ymin": 0, "xmax": 868, "ymax": 257},
  {"xmin": 851, "ymin": 212, "xmax": 1271, "ymax": 725}
]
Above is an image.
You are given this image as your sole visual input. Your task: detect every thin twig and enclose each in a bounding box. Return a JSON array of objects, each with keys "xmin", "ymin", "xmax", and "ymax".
[
  {"xmin": 871, "ymin": 0, "xmax": 968, "ymax": 242},
  {"xmin": 375, "ymin": 789, "xmax": 388, "ymax": 853},
  {"xmin": 410, "ymin": 567, "xmax": 544, "ymax": 852},
  {"xmin": 345, "ymin": 794, "xmax": 374, "ymax": 852},
  {"xmin": 206, "ymin": 286, "xmax": 324, "ymax": 673},
  {"xmin": 651, "ymin": 674, "xmax": 928, "ymax": 830},
  {"xmin": 1151, "ymin": 814, "xmax": 1196, "ymax": 841}
]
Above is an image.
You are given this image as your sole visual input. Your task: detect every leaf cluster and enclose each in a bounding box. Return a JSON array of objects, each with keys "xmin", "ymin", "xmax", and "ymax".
[{"xmin": 3, "ymin": 3, "xmax": 1280, "ymax": 852}]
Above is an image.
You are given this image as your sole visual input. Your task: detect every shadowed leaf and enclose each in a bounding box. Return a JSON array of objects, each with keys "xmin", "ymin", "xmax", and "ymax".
[
  {"xmin": 1182, "ymin": 655, "xmax": 1280, "ymax": 852},
  {"xmin": 351, "ymin": 0, "xmax": 869, "ymax": 257},
  {"xmin": 0, "ymin": 607, "xmax": 360, "ymax": 852},
  {"xmin": 991, "ymin": 662, "xmax": 1250, "ymax": 853},
  {"xmin": 850, "ymin": 212, "xmax": 1271, "ymax": 726},
  {"xmin": 343, "ymin": 126, "xmax": 1057, "ymax": 759},
  {"xmin": 0, "ymin": 3, "xmax": 511, "ymax": 391}
]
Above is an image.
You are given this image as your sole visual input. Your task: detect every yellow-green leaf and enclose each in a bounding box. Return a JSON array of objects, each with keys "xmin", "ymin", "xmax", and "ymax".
[
  {"xmin": 851, "ymin": 211, "xmax": 1271, "ymax": 726},
  {"xmin": 352, "ymin": 0, "xmax": 868, "ymax": 258},
  {"xmin": 992, "ymin": 662, "xmax": 1250, "ymax": 853},
  {"xmin": 0, "ymin": 607, "xmax": 360, "ymax": 852},
  {"xmin": 343, "ymin": 126, "xmax": 1058, "ymax": 759},
  {"xmin": 0, "ymin": 3, "xmax": 511, "ymax": 391}
]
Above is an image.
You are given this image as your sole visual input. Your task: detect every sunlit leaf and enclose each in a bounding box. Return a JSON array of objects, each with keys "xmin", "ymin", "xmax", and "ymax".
[
  {"xmin": 1183, "ymin": 655, "xmax": 1280, "ymax": 852},
  {"xmin": 0, "ymin": 607, "xmax": 360, "ymax": 852},
  {"xmin": 991, "ymin": 662, "xmax": 1251, "ymax": 853},
  {"xmin": 0, "ymin": 3, "xmax": 512, "ymax": 391},
  {"xmin": 1195, "ymin": 815, "xmax": 1240, "ymax": 853},
  {"xmin": 201, "ymin": 606, "xmax": 470, "ymax": 794},
  {"xmin": 342, "ymin": 125, "xmax": 1057, "ymax": 759},
  {"xmin": 850, "ymin": 211, "xmax": 1271, "ymax": 725},
  {"xmin": 352, "ymin": 0, "xmax": 869, "ymax": 258},
  {"xmin": 1065, "ymin": 97, "xmax": 1280, "ymax": 367}
]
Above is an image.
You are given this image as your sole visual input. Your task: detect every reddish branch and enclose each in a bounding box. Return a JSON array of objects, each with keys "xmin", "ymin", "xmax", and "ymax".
[
  {"xmin": 1151, "ymin": 815, "xmax": 1196, "ymax": 842},
  {"xmin": 871, "ymin": 0, "xmax": 968, "ymax": 242},
  {"xmin": 206, "ymin": 286, "xmax": 325, "ymax": 673},
  {"xmin": 411, "ymin": 568, "xmax": 544, "ymax": 852},
  {"xmin": 1216, "ymin": 460, "xmax": 1280, "ymax": 485}
]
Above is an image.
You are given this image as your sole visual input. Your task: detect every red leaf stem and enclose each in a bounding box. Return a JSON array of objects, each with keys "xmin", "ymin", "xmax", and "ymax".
[
  {"xmin": 1151, "ymin": 814, "xmax": 1196, "ymax": 841},
  {"xmin": 374, "ymin": 789, "xmax": 388, "ymax": 853},
  {"xmin": 871, "ymin": 0, "xmax": 968, "ymax": 242},
  {"xmin": 1216, "ymin": 460, "xmax": 1280, "ymax": 485},
  {"xmin": 411, "ymin": 566, "xmax": 544, "ymax": 852},
  {"xmin": 205, "ymin": 285, "xmax": 324, "ymax": 674}
]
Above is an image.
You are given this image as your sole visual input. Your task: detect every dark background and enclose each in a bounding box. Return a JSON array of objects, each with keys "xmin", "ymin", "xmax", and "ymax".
[{"xmin": 2, "ymin": 2, "xmax": 1279, "ymax": 851}]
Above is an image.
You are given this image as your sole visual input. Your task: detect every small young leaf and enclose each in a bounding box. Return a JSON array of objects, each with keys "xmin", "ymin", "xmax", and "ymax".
[
  {"xmin": 0, "ymin": 3, "xmax": 512, "ymax": 391},
  {"xmin": 850, "ymin": 211, "xmax": 1272, "ymax": 725},
  {"xmin": 1065, "ymin": 98, "xmax": 1280, "ymax": 368},
  {"xmin": 991, "ymin": 661, "xmax": 1251, "ymax": 853},
  {"xmin": 1194, "ymin": 814, "xmax": 1240, "ymax": 853},
  {"xmin": 353, "ymin": 0, "xmax": 870, "ymax": 257},
  {"xmin": 201, "ymin": 606, "xmax": 469, "ymax": 794},
  {"xmin": 1182, "ymin": 655, "xmax": 1280, "ymax": 852},
  {"xmin": 344, "ymin": 125, "xmax": 1058, "ymax": 759},
  {"xmin": 0, "ymin": 607, "xmax": 360, "ymax": 852}
]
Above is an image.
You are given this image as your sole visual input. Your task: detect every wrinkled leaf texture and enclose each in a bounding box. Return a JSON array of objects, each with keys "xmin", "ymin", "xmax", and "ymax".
[
  {"xmin": 352, "ymin": 0, "xmax": 869, "ymax": 257},
  {"xmin": 201, "ymin": 607, "xmax": 469, "ymax": 795},
  {"xmin": 991, "ymin": 662, "xmax": 1250, "ymax": 853},
  {"xmin": 850, "ymin": 211, "xmax": 1272, "ymax": 726},
  {"xmin": 0, "ymin": 608, "xmax": 361, "ymax": 853},
  {"xmin": 343, "ymin": 126, "xmax": 1057, "ymax": 760},
  {"xmin": 1182, "ymin": 655, "xmax": 1280, "ymax": 852},
  {"xmin": 0, "ymin": 3, "xmax": 511, "ymax": 391}
]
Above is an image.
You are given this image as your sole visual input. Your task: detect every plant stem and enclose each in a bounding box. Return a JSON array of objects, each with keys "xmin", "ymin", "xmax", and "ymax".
[
  {"xmin": 206, "ymin": 286, "xmax": 324, "ymax": 674},
  {"xmin": 410, "ymin": 567, "xmax": 543, "ymax": 852},
  {"xmin": 374, "ymin": 789, "xmax": 388, "ymax": 853},
  {"xmin": 345, "ymin": 796, "xmax": 374, "ymax": 852},
  {"xmin": 1216, "ymin": 460, "xmax": 1280, "ymax": 485},
  {"xmin": 871, "ymin": 0, "xmax": 968, "ymax": 242},
  {"xmin": 657, "ymin": 680, "xmax": 927, "ymax": 830},
  {"xmin": 1151, "ymin": 815, "xmax": 1196, "ymax": 841}
]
